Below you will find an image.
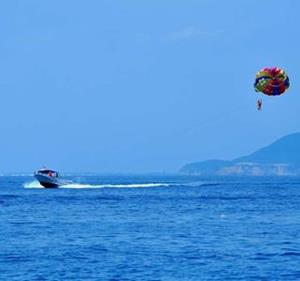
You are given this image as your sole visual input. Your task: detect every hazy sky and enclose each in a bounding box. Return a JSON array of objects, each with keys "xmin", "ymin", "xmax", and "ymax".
[{"xmin": 1, "ymin": 0, "xmax": 299, "ymax": 173}]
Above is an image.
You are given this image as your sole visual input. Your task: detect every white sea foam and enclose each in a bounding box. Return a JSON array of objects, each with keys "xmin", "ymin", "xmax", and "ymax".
[
  {"xmin": 24, "ymin": 181, "xmax": 44, "ymax": 188},
  {"xmin": 23, "ymin": 179, "xmax": 214, "ymax": 189},
  {"xmin": 24, "ymin": 181, "xmax": 172, "ymax": 189}
]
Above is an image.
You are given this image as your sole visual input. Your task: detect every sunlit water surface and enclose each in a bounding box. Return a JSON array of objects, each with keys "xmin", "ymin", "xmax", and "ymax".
[{"xmin": 1, "ymin": 175, "xmax": 300, "ymax": 280}]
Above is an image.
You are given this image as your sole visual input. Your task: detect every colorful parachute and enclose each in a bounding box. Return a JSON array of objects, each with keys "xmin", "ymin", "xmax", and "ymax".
[{"xmin": 254, "ymin": 67, "xmax": 290, "ymax": 96}]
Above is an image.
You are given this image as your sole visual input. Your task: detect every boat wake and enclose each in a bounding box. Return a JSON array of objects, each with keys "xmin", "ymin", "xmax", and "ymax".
[{"xmin": 24, "ymin": 181, "xmax": 173, "ymax": 189}]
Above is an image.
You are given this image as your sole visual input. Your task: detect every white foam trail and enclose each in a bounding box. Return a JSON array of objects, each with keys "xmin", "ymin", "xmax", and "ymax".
[
  {"xmin": 93, "ymin": 183, "xmax": 171, "ymax": 188},
  {"xmin": 60, "ymin": 183, "xmax": 104, "ymax": 189},
  {"xmin": 24, "ymin": 181, "xmax": 172, "ymax": 189},
  {"xmin": 24, "ymin": 181, "xmax": 43, "ymax": 188}
]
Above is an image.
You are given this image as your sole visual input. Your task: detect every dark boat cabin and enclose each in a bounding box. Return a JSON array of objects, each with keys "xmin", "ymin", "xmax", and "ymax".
[{"xmin": 37, "ymin": 169, "xmax": 59, "ymax": 178}]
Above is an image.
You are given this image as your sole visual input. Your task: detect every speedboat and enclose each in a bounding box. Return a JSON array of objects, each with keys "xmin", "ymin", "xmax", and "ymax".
[{"xmin": 34, "ymin": 168, "xmax": 71, "ymax": 188}]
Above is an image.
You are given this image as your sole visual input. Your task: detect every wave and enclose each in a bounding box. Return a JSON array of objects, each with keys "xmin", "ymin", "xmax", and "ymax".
[
  {"xmin": 24, "ymin": 181, "xmax": 173, "ymax": 189},
  {"xmin": 23, "ymin": 180, "xmax": 216, "ymax": 189},
  {"xmin": 183, "ymin": 181, "xmax": 220, "ymax": 187}
]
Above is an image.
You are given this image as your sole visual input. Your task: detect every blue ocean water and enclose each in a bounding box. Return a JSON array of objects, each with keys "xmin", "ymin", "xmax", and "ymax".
[{"xmin": 1, "ymin": 175, "xmax": 300, "ymax": 280}]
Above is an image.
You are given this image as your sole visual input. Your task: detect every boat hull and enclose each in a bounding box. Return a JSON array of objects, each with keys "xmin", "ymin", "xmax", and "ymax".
[
  {"xmin": 34, "ymin": 174, "xmax": 60, "ymax": 188},
  {"xmin": 38, "ymin": 181, "xmax": 59, "ymax": 188}
]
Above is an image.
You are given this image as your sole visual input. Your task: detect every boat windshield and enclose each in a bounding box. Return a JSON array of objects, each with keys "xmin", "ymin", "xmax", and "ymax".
[{"xmin": 37, "ymin": 169, "xmax": 58, "ymax": 177}]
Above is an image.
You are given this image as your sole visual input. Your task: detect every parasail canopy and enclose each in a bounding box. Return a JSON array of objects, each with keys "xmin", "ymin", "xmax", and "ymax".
[{"xmin": 254, "ymin": 67, "xmax": 289, "ymax": 96}]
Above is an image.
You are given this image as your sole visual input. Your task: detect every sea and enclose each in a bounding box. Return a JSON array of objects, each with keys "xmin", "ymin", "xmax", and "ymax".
[{"xmin": 0, "ymin": 175, "xmax": 300, "ymax": 281}]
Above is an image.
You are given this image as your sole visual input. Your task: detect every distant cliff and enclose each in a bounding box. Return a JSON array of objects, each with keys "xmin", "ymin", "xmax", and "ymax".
[{"xmin": 180, "ymin": 133, "xmax": 300, "ymax": 176}]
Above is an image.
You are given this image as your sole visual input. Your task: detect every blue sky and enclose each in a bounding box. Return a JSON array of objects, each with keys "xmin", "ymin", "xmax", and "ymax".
[{"xmin": 0, "ymin": 0, "xmax": 299, "ymax": 173}]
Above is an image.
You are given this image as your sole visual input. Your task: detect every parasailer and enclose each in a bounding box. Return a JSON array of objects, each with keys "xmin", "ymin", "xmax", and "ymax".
[
  {"xmin": 257, "ymin": 99, "xmax": 262, "ymax": 111},
  {"xmin": 254, "ymin": 67, "xmax": 290, "ymax": 110}
]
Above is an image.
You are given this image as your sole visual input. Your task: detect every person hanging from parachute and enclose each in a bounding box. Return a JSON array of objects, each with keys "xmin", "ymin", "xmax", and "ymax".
[
  {"xmin": 254, "ymin": 67, "xmax": 290, "ymax": 110},
  {"xmin": 256, "ymin": 99, "xmax": 262, "ymax": 111}
]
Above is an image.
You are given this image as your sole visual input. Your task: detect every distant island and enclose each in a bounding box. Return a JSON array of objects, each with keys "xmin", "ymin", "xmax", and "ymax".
[{"xmin": 180, "ymin": 133, "xmax": 300, "ymax": 176}]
